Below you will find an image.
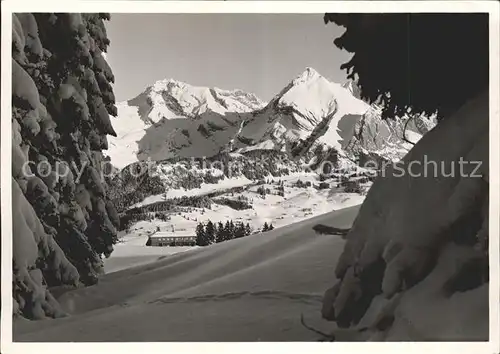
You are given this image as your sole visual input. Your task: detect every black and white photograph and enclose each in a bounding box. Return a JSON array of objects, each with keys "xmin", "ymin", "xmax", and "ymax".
[{"xmin": 1, "ymin": 0, "xmax": 499, "ymax": 350}]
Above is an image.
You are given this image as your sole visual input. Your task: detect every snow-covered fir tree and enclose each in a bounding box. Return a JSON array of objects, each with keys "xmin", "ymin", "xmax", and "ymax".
[
  {"xmin": 195, "ymin": 222, "xmax": 206, "ymax": 246},
  {"xmin": 216, "ymin": 221, "xmax": 225, "ymax": 243},
  {"xmin": 205, "ymin": 220, "xmax": 216, "ymax": 245}
]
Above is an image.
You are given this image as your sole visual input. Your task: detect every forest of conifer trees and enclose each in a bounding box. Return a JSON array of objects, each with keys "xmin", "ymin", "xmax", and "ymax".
[{"xmin": 195, "ymin": 220, "xmax": 275, "ymax": 246}]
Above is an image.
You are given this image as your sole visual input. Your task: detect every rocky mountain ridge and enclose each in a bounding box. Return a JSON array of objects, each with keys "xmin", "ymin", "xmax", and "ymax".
[{"xmin": 107, "ymin": 68, "xmax": 436, "ymax": 174}]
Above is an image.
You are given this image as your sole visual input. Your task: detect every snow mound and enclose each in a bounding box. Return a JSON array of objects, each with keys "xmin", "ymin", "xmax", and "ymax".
[
  {"xmin": 14, "ymin": 206, "xmax": 361, "ymax": 341},
  {"xmin": 321, "ymin": 91, "xmax": 489, "ymax": 341}
]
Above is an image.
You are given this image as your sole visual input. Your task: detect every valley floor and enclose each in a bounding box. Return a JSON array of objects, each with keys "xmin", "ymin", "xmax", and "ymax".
[
  {"xmin": 14, "ymin": 205, "xmax": 361, "ymax": 342},
  {"xmin": 103, "ymin": 172, "xmax": 366, "ymax": 274}
]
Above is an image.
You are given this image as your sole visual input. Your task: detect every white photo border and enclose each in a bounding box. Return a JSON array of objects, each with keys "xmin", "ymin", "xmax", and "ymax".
[{"xmin": 1, "ymin": 2, "xmax": 499, "ymax": 354}]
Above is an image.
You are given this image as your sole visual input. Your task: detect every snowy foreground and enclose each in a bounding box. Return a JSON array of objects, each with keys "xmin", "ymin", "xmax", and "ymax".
[{"xmin": 14, "ymin": 206, "xmax": 360, "ymax": 342}]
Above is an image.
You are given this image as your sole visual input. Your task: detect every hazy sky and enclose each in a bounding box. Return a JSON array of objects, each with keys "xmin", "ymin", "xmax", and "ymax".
[{"xmin": 105, "ymin": 14, "xmax": 352, "ymax": 102}]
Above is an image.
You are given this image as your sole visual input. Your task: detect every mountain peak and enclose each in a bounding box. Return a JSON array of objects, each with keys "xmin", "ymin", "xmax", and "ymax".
[
  {"xmin": 293, "ymin": 67, "xmax": 322, "ymax": 84},
  {"xmin": 152, "ymin": 77, "xmax": 188, "ymax": 91},
  {"xmin": 274, "ymin": 66, "xmax": 368, "ymax": 116}
]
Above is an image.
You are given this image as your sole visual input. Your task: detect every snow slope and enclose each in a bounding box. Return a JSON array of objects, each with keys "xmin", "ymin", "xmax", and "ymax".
[
  {"xmin": 129, "ymin": 175, "xmax": 254, "ymax": 208},
  {"xmin": 321, "ymin": 91, "xmax": 489, "ymax": 341},
  {"xmin": 14, "ymin": 206, "xmax": 361, "ymax": 341},
  {"xmin": 107, "ymin": 102, "xmax": 148, "ymax": 168},
  {"xmin": 105, "ymin": 173, "xmax": 366, "ymax": 274},
  {"xmin": 14, "ymin": 187, "xmax": 487, "ymax": 342}
]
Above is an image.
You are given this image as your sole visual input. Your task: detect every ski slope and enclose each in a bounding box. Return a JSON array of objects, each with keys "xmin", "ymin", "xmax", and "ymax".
[{"xmin": 14, "ymin": 206, "xmax": 360, "ymax": 342}]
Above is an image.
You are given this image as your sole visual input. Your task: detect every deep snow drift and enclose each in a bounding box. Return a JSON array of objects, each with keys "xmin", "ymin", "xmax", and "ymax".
[
  {"xmin": 321, "ymin": 91, "xmax": 489, "ymax": 341},
  {"xmin": 14, "ymin": 206, "xmax": 360, "ymax": 341}
]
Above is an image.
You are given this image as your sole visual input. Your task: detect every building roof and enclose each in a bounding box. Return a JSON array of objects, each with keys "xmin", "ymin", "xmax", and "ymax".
[{"xmin": 151, "ymin": 232, "xmax": 195, "ymax": 239}]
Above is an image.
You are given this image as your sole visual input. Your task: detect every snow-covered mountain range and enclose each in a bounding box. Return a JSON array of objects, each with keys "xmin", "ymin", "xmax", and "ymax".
[
  {"xmin": 233, "ymin": 67, "xmax": 369, "ymax": 157},
  {"xmin": 106, "ymin": 67, "xmax": 436, "ymax": 170},
  {"xmin": 106, "ymin": 79, "xmax": 266, "ymax": 168}
]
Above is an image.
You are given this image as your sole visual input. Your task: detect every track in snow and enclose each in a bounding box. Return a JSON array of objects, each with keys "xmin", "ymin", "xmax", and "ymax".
[{"xmin": 14, "ymin": 205, "xmax": 361, "ymax": 342}]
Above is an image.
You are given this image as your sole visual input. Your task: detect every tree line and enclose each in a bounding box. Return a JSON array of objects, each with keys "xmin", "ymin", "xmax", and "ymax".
[{"xmin": 195, "ymin": 220, "xmax": 275, "ymax": 246}]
